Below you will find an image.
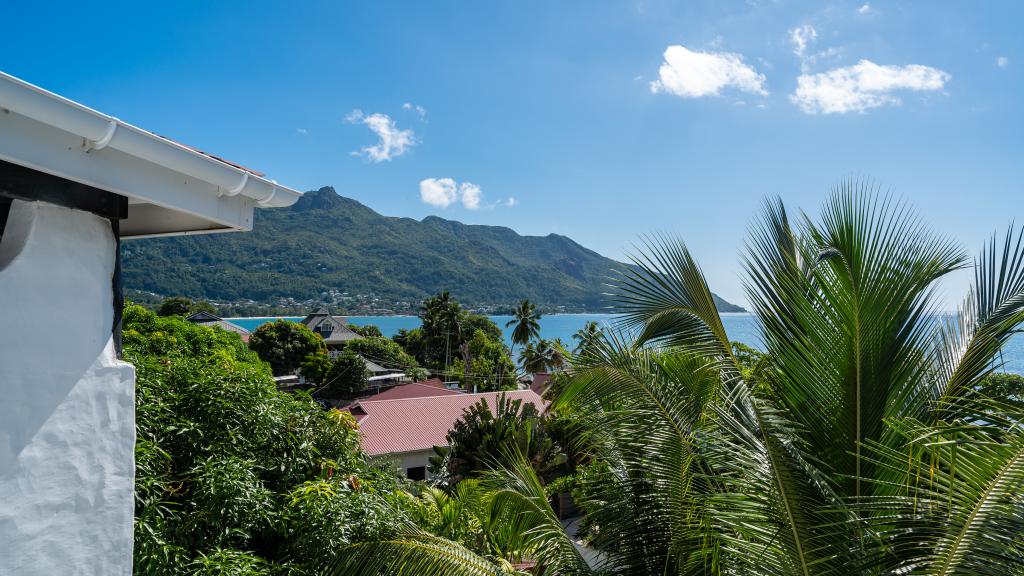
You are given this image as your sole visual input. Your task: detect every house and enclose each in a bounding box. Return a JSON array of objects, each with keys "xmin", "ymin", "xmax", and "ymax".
[
  {"xmin": 186, "ymin": 310, "xmax": 252, "ymax": 342},
  {"xmin": 348, "ymin": 389, "xmax": 545, "ymax": 480},
  {"xmin": 528, "ymin": 372, "xmax": 552, "ymax": 396},
  {"xmin": 300, "ymin": 307, "xmax": 361, "ymax": 357},
  {"xmin": 0, "ymin": 70, "xmax": 299, "ymax": 574},
  {"xmin": 363, "ymin": 356, "xmax": 409, "ymax": 390}
]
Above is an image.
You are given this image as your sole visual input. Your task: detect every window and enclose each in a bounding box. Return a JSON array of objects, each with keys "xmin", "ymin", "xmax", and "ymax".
[
  {"xmin": 406, "ymin": 466, "xmax": 426, "ymax": 481},
  {"xmin": 318, "ymin": 322, "xmax": 334, "ymax": 336}
]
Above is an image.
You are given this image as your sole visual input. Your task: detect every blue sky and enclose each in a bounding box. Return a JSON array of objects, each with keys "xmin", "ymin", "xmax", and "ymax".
[{"xmin": 2, "ymin": 1, "xmax": 1021, "ymax": 307}]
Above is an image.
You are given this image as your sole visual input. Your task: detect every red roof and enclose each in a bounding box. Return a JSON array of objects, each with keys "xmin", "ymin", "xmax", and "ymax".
[
  {"xmin": 529, "ymin": 373, "xmax": 552, "ymax": 395},
  {"xmin": 413, "ymin": 378, "xmax": 448, "ymax": 389},
  {"xmin": 361, "ymin": 380, "xmax": 463, "ymax": 402},
  {"xmin": 351, "ymin": 390, "xmax": 546, "ymax": 456}
]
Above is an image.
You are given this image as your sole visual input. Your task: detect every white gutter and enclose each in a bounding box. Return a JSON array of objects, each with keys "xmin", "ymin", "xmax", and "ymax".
[
  {"xmin": 368, "ymin": 373, "xmax": 407, "ymax": 382},
  {"xmin": 0, "ymin": 71, "xmax": 300, "ymax": 208}
]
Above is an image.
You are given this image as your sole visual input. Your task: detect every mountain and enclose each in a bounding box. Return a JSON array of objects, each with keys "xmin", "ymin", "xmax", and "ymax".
[{"xmin": 121, "ymin": 186, "xmax": 744, "ymax": 313}]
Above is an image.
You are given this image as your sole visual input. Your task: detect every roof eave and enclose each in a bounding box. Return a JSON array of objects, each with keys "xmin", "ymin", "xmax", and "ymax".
[{"xmin": 0, "ymin": 70, "xmax": 301, "ymax": 237}]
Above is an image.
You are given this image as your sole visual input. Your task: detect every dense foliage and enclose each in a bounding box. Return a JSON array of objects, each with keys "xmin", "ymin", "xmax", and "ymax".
[
  {"xmin": 332, "ymin": 183, "xmax": 1024, "ymax": 576},
  {"xmin": 517, "ymin": 339, "xmax": 567, "ymax": 374},
  {"xmin": 448, "ymin": 331, "xmax": 517, "ymax": 392},
  {"xmin": 394, "ymin": 292, "xmax": 518, "ymax": 390},
  {"xmin": 344, "ymin": 336, "xmax": 419, "ymax": 372},
  {"xmin": 248, "ymin": 320, "xmax": 326, "ymax": 376},
  {"xmin": 126, "ymin": 305, "xmax": 407, "ymax": 575},
  {"xmin": 979, "ymin": 371, "xmax": 1024, "ymax": 401},
  {"xmin": 121, "ymin": 186, "xmax": 744, "ymax": 312},
  {"xmin": 324, "ymin": 350, "xmax": 370, "ymax": 400},
  {"xmin": 157, "ymin": 296, "xmax": 217, "ymax": 317},
  {"xmin": 350, "ymin": 324, "xmax": 383, "ymax": 338},
  {"xmin": 429, "ymin": 394, "xmax": 563, "ymax": 485}
]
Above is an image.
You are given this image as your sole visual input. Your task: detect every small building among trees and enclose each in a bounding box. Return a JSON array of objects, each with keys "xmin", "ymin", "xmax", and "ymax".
[
  {"xmin": 299, "ymin": 307, "xmax": 361, "ymax": 357},
  {"xmin": 185, "ymin": 310, "xmax": 252, "ymax": 342},
  {"xmin": 347, "ymin": 389, "xmax": 544, "ymax": 480}
]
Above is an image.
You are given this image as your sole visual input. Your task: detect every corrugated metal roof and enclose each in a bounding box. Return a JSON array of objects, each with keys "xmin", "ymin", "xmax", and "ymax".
[
  {"xmin": 361, "ymin": 380, "xmax": 464, "ymax": 402},
  {"xmin": 352, "ymin": 390, "xmax": 545, "ymax": 456}
]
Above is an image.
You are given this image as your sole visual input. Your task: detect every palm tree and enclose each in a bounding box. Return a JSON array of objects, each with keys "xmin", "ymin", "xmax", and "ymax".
[
  {"xmin": 549, "ymin": 338, "xmax": 568, "ymax": 371},
  {"xmin": 571, "ymin": 321, "xmax": 601, "ymax": 355},
  {"xmin": 421, "ymin": 291, "xmax": 463, "ymax": 369},
  {"xmin": 331, "ymin": 182, "xmax": 1024, "ymax": 575},
  {"xmin": 518, "ymin": 339, "xmax": 569, "ymax": 374},
  {"xmin": 506, "ymin": 299, "xmax": 541, "ymax": 357},
  {"xmin": 333, "ymin": 455, "xmax": 589, "ymax": 576},
  {"xmin": 518, "ymin": 340, "xmax": 547, "ymax": 374}
]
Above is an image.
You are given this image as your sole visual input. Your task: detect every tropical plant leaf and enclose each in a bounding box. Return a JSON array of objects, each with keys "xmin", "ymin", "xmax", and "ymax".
[
  {"xmin": 331, "ymin": 527, "xmax": 505, "ymax": 576},
  {"xmin": 612, "ymin": 234, "xmax": 733, "ymax": 357}
]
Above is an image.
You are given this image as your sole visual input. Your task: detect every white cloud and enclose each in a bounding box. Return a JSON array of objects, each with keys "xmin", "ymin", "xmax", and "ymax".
[
  {"xmin": 403, "ymin": 102, "xmax": 427, "ymax": 119},
  {"xmin": 789, "ymin": 25, "xmax": 817, "ymax": 58},
  {"xmin": 650, "ymin": 44, "xmax": 767, "ymax": 98},
  {"xmin": 505, "ymin": 197, "xmax": 518, "ymax": 207},
  {"xmin": 788, "ymin": 25, "xmax": 840, "ymax": 74},
  {"xmin": 791, "ymin": 60, "xmax": 951, "ymax": 114},
  {"xmin": 857, "ymin": 3, "xmax": 872, "ymax": 15},
  {"xmin": 419, "ymin": 179, "xmax": 495, "ymax": 210},
  {"xmin": 459, "ymin": 182, "xmax": 482, "ymax": 210},
  {"xmin": 419, "ymin": 178, "xmax": 458, "ymax": 208},
  {"xmin": 347, "ymin": 109, "xmax": 415, "ymax": 162},
  {"xmin": 997, "ymin": 56, "xmax": 1010, "ymax": 68},
  {"xmin": 295, "ymin": 128, "xmax": 308, "ymax": 135}
]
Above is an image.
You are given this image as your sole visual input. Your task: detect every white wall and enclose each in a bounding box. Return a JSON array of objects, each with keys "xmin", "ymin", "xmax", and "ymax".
[
  {"xmin": 0, "ymin": 200, "xmax": 136, "ymax": 575},
  {"xmin": 393, "ymin": 449, "xmax": 436, "ymax": 479}
]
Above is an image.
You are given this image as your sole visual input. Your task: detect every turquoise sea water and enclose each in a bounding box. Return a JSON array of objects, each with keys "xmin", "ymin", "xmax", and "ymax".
[{"xmin": 225, "ymin": 314, "xmax": 1024, "ymax": 374}]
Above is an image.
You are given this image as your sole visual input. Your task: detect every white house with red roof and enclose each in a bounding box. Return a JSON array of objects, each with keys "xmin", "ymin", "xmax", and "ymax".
[
  {"xmin": 348, "ymin": 388, "xmax": 545, "ymax": 480},
  {"xmin": 0, "ymin": 70, "xmax": 299, "ymax": 574}
]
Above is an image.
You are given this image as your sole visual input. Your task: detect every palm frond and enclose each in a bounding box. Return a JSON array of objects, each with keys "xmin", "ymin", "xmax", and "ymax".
[
  {"xmin": 931, "ymin": 226, "xmax": 1024, "ymax": 404},
  {"xmin": 331, "ymin": 527, "xmax": 505, "ymax": 576},
  {"xmin": 744, "ymin": 183, "xmax": 966, "ymax": 496},
  {"xmin": 484, "ymin": 454, "xmax": 593, "ymax": 575},
  {"xmin": 553, "ymin": 333, "xmax": 733, "ymax": 573},
  {"xmin": 707, "ymin": 373, "xmax": 855, "ymax": 576},
  {"xmin": 611, "ymin": 234, "xmax": 733, "ymax": 357},
  {"xmin": 859, "ymin": 397, "xmax": 1024, "ymax": 574}
]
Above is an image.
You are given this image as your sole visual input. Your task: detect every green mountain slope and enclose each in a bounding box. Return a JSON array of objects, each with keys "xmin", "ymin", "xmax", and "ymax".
[{"xmin": 121, "ymin": 186, "xmax": 744, "ymax": 313}]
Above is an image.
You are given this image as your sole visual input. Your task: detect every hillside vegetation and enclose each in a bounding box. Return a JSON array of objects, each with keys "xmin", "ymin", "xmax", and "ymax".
[{"xmin": 121, "ymin": 186, "xmax": 743, "ymax": 313}]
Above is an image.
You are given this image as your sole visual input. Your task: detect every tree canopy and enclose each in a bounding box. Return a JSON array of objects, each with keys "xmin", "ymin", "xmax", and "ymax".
[
  {"xmin": 506, "ymin": 299, "xmax": 541, "ymax": 349},
  {"xmin": 394, "ymin": 293, "xmax": 515, "ymax": 389},
  {"xmin": 324, "ymin": 350, "xmax": 370, "ymax": 400},
  {"xmin": 344, "ymin": 336, "xmax": 419, "ymax": 373},
  {"xmin": 248, "ymin": 320, "xmax": 326, "ymax": 376},
  {"xmin": 124, "ymin": 305, "xmax": 404, "ymax": 574}
]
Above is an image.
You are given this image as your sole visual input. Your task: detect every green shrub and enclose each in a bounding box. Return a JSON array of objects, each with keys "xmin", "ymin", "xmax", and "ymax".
[
  {"xmin": 248, "ymin": 320, "xmax": 326, "ymax": 375},
  {"xmin": 125, "ymin": 305, "xmax": 400, "ymax": 574}
]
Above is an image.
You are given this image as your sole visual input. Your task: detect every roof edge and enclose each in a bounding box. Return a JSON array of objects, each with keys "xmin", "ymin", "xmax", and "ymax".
[{"xmin": 0, "ymin": 70, "xmax": 301, "ymax": 209}]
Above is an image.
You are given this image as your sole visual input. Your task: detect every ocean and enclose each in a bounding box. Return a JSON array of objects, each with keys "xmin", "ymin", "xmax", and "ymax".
[{"xmin": 225, "ymin": 313, "xmax": 1024, "ymax": 374}]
